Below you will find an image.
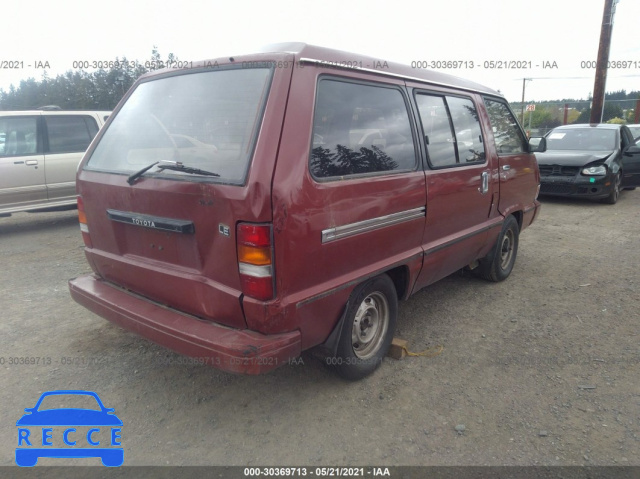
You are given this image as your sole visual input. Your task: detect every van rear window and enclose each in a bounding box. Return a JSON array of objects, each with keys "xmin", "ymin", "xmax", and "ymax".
[
  {"xmin": 310, "ymin": 79, "xmax": 416, "ymax": 179},
  {"xmin": 85, "ymin": 68, "xmax": 272, "ymax": 184}
]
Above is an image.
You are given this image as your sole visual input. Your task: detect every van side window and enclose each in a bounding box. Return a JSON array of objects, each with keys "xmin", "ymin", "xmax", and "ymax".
[
  {"xmin": 415, "ymin": 94, "xmax": 485, "ymax": 168},
  {"xmin": 44, "ymin": 115, "xmax": 99, "ymax": 154},
  {"xmin": 447, "ymin": 96, "xmax": 485, "ymax": 163},
  {"xmin": 483, "ymin": 98, "xmax": 528, "ymax": 154},
  {"xmin": 310, "ymin": 79, "xmax": 416, "ymax": 179},
  {"xmin": 0, "ymin": 117, "xmax": 38, "ymax": 157},
  {"xmin": 415, "ymin": 95, "xmax": 455, "ymax": 167}
]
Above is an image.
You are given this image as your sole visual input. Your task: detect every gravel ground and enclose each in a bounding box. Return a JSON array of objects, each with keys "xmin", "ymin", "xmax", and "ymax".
[{"xmin": 1, "ymin": 190, "xmax": 639, "ymax": 468}]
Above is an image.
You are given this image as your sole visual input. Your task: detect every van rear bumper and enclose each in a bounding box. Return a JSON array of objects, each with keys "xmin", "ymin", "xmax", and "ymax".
[{"xmin": 69, "ymin": 274, "xmax": 301, "ymax": 375}]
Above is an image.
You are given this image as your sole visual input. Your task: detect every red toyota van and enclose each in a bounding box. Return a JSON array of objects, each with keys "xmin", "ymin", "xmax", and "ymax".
[{"xmin": 69, "ymin": 43, "xmax": 542, "ymax": 380}]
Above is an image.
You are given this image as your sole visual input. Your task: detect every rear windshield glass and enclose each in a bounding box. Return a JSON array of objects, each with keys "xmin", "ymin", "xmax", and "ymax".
[
  {"xmin": 546, "ymin": 128, "xmax": 616, "ymax": 151},
  {"xmin": 85, "ymin": 68, "xmax": 272, "ymax": 184}
]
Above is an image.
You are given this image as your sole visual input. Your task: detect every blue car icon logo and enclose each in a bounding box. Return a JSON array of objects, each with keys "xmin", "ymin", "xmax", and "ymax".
[{"xmin": 16, "ymin": 390, "xmax": 123, "ymax": 467}]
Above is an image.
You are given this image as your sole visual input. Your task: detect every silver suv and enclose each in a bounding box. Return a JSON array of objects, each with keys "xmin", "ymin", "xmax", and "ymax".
[{"xmin": 0, "ymin": 110, "xmax": 110, "ymax": 216}]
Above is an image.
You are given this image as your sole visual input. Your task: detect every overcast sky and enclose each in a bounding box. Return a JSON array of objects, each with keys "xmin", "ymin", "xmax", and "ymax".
[{"xmin": 1, "ymin": 0, "xmax": 639, "ymax": 104}]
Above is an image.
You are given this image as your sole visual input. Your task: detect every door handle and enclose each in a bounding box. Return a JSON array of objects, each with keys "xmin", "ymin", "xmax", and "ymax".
[
  {"xmin": 25, "ymin": 160, "xmax": 38, "ymax": 166},
  {"xmin": 479, "ymin": 171, "xmax": 489, "ymax": 194},
  {"xmin": 502, "ymin": 165, "xmax": 511, "ymax": 171}
]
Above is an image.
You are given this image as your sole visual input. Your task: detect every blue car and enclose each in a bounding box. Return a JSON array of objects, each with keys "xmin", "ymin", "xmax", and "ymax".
[{"xmin": 16, "ymin": 390, "xmax": 123, "ymax": 467}]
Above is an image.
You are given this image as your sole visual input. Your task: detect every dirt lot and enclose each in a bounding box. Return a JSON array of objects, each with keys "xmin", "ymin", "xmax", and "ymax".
[{"xmin": 1, "ymin": 191, "xmax": 639, "ymax": 468}]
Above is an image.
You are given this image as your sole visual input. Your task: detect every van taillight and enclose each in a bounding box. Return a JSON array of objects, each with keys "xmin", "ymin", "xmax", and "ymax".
[
  {"xmin": 237, "ymin": 223, "xmax": 274, "ymax": 301},
  {"xmin": 77, "ymin": 195, "xmax": 92, "ymax": 248}
]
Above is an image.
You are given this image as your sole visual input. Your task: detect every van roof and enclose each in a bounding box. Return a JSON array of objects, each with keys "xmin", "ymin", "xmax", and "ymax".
[
  {"xmin": 141, "ymin": 43, "xmax": 502, "ymax": 98},
  {"xmin": 260, "ymin": 43, "xmax": 501, "ymax": 96}
]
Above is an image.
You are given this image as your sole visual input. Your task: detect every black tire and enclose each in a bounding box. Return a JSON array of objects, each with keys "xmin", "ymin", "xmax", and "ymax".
[
  {"xmin": 474, "ymin": 215, "xmax": 519, "ymax": 282},
  {"xmin": 331, "ymin": 274, "xmax": 398, "ymax": 380},
  {"xmin": 602, "ymin": 172, "xmax": 621, "ymax": 205}
]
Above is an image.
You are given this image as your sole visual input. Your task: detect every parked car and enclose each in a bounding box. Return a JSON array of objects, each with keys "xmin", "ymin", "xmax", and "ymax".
[
  {"xmin": 535, "ymin": 124, "xmax": 640, "ymax": 204},
  {"xmin": 69, "ymin": 43, "xmax": 541, "ymax": 380},
  {"xmin": 0, "ymin": 110, "xmax": 110, "ymax": 217}
]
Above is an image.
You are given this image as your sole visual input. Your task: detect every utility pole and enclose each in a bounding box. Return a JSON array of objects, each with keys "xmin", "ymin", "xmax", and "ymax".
[
  {"xmin": 520, "ymin": 78, "xmax": 532, "ymax": 124},
  {"xmin": 521, "ymin": 78, "xmax": 526, "ymax": 124},
  {"xmin": 590, "ymin": 0, "xmax": 617, "ymax": 124}
]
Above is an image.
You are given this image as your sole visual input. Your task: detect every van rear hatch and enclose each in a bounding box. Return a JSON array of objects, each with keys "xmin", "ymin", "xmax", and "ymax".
[{"xmin": 74, "ymin": 56, "xmax": 293, "ymax": 330}]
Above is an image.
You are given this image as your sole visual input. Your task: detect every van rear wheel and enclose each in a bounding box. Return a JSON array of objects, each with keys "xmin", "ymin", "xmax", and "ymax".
[
  {"xmin": 474, "ymin": 215, "xmax": 519, "ymax": 282},
  {"xmin": 332, "ymin": 274, "xmax": 397, "ymax": 380}
]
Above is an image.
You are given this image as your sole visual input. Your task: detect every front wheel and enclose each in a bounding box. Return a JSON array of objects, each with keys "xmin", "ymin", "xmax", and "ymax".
[
  {"xmin": 474, "ymin": 215, "xmax": 520, "ymax": 282},
  {"xmin": 331, "ymin": 275, "xmax": 398, "ymax": 380},
  {"xmin": 602, "ymin": 172, "xmax": 621, "ymax": 204}
]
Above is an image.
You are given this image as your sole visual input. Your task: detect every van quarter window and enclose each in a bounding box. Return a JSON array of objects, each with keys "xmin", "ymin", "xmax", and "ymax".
[
  {"xmin": 85, "ymin": 68, "xmax": 272, "ymax": 185},
  {"xmin": 310, "ymin": 79, "xmax": 416, "ymax": 179},
  {"xmin": 415, "ymin": 94, "xmax": 486, "ymax": 168},
  {"xmin": 483, "ymin": 98, "xmax": 528, "ymax": 154}
]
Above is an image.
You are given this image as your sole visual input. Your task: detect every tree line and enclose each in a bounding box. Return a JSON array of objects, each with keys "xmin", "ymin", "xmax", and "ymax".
[
  {"xmin": 2, "ymin": 54, "xmax": 638, "ymax": 129},
  {"xmin": 514, "ymin": 89, "xmax": 640, "ymax": 130},
  {"xmin": 0, "ymin": 48, "xmax": 177, "ymax": 111}
]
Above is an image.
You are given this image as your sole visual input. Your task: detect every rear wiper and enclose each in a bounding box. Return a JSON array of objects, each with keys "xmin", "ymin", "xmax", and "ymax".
[
  {"xmin": 127, "ymin": 161, "xmax": 159, "ymax": 185},
  {"xmin": 157, "ymin": 162, "xmax": 220, "ymax": 177},
  {"xmin": 127, "ymin": 160, "xmax": 219, "ymax": 186}
]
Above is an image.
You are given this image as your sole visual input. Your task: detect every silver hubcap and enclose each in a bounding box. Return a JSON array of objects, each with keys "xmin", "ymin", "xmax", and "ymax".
[
  {"xmin": 499, "ymin": 229, "xmax": 514, "ymax": 270},
  {"xmin": 351, "ymin": 292, "xmax": 389, "ymax": 359}
]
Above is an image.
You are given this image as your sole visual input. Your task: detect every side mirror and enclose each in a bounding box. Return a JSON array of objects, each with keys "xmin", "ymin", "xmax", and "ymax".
[
  {"xmin": 624, "ymin": 145, "xmax": 640, "ymax": 157},
  {"xmin": 529, "ymin": 136, "xmax": 547, "ymax": 153}
]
